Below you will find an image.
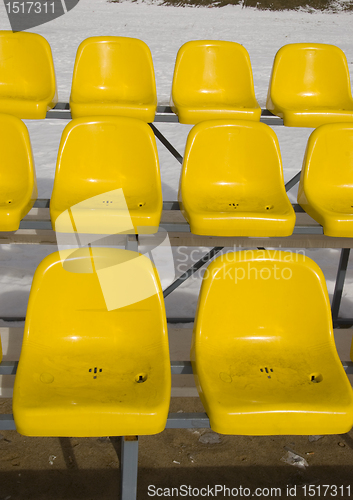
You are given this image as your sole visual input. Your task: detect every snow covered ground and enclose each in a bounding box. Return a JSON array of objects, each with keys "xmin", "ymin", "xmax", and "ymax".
[{"xmin": 0, "ymin": 0, "xmax": 353, "ymax": 320}]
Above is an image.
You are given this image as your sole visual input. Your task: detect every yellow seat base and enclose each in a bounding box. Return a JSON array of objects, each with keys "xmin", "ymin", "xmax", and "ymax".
[
  {"xmin": 298, "ymin": 123, "xmax": 353, "ymax": 237},
  {"xmin": 14, "ymin": 353, "xmax": 169, "ymax": 437},
  {"xmin": 179, "ymin": 120, "xmax": 295, "ymax": 237},
  {"xmin": 0, "ymin": 114, "xmax": 37, "ymax": 231},
  {"xmin": 184, "ymin": 206, "xmax": 295, "ymax": 237},
  {"xmin": 70, "ymin": 102, "xmax": 156, "ymax": 123},
  {"xmin": 280, "ymin": 108, "xmax": 353, "ymax": 129},
  {"xmin": 194, "ymin": 344, "xmax": 353, "ymax": 435},
  {"xmin": 192, "ymin": 250, "xmax": 353, "ymax": 436},
  {"xmin": 0, "ymin": 99, "xmax": 57, "ymax": 120},
  {"xmin": 173, "ymin": 105, "xmax": 261, "ymax": 125},
  {"xmin": 13, "ymin": 248, "xmax": 171, "ymax": 437}
]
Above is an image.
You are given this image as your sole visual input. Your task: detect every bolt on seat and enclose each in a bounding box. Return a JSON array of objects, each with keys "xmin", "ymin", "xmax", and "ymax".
[
  {"xmin": 298, "ymin": 123, "xmax": 353, "ymax": 237},
  {"xmin": 191, "ymin": 250, "xmax": 353, "ymax": 435},
  {"xmin": 171, "ymin": 40, "xmax": 261, "ymax": 124},
  {"xmin": 70, "ymin": 36, "xmax": 157, "ymax": 122},
  {"xmin": 0, "ymin": 114, "xmax": 37, "ymax": 231},
  {"xmin": 179, "ymin": 120, "xmax": 295, "ymax": 236},
  {"xmin": 267, "ymin": 43, "xmax": 353, "ymax": 128},
  {"xmin": 50, "ymin": 116, "xmax": 162, "ymax": 235},
  {"xmin": 0, "ymin": 31, "xmax": 57, "ymax": 119},
  {"xmin": 13, "ymin": 247, "xmax": 171, "ymax": 437}
]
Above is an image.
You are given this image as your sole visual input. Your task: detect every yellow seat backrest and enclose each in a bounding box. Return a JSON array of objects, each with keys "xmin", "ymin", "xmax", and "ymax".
[
  {"xmin": 172, "ymin": 40, "xmax": 257, "ymax": 108},
  {"xmin": 298, "ymin": 123, "xmax": 353, "ymax": 211},
  {"xmin": 13, "ymin": 247, "xmax": 171, "ymax": 436},
  {"xmin": 171, "ymin": 40, "xmax": 260, "ymax": 124},
  {"xmin": 191, "ymin": 250, "xmax": 353, "ymax": 436},
  {"xmin": 193, "ymin": 250, "xmax": 333, "ymax": 350},
  {"xmin": 180, "ymin": 120, "xmax": 287, "ymax": 213},
  {"xmin": 267, "ymin": 43, "xmax": 353, "ymax": 110},
  {"xmin": 50, "ymin": 117, "xmax": 162, "ymax": 234},
  {"xmin": 0, "ymin": 114, "xmax": 37, "ymax": 231},
  {"xmin": 0, "ymin": 31, "xmax": 57, "ymax": 118},
  {"xmin": 70, "ymin": 37, "xmax": 157, "ymax": 121}
]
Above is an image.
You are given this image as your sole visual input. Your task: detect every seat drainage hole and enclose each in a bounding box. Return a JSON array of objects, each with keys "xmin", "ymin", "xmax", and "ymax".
[
  {"xmin": 135, "ymin": 373, "xmax": 148, "ymax": 383},
  {"xmin": 229, "ymin": 203, "xmax": 239, "ymax": 208},
  {"xmin": 102, "ymin": 201, "xmax": 113, "ymax": 204},
  {"xmin": 89, "ymin": 367, "xmax": 103, "ymax": 379},
  {"xmin": 138, "ymin": 202, "xmax": 146, "ymax": 208},
  {"xmin": 265, "ymin": 205, "xmax": 274, "ymax": 210},
  {"xmin": 310, "ymin": 373, "xmax": 323, "ymax": 383},
  {"xmin": 260, "ymin": 367, "xmax": 274, "ymax": 379}
]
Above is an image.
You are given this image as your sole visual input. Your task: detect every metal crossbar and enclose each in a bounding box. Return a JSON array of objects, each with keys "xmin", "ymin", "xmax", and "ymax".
[
  {"xmin": 149, "ymin": 123, "xmax": 183, "ymax": 164},
  {"xmin": 285, "ymin": 171, "xmax": 301, "ymax": 192},
  {"xmin": 45, "ymin": 104, "xmax": 284, "ymax": 125}
]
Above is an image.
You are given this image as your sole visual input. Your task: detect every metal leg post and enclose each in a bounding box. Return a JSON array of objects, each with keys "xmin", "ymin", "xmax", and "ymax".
[
  {"xmin": 332, "ymin": 248, "xmax": 350, "ymax": 326},
  {"xmin": 126, "ymin": 235, "xmax": 139, "ymax": 252},
  {"xmin": 120, "ymin": 436, "xmax": 139, "ymax": 500}
]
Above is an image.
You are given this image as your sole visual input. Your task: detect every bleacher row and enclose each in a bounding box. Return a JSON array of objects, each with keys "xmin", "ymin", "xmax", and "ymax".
[
  {"xmin": 2, "ymin": 114, "xmax": 353, "ymax": 238},
  {"xmin": 1, "ymin": 31, "xmax": 353, "ymax": 126},
  {"xmin": 1, "ymin": 28, "xmax": 353, "ymax": 499},
  {"xmin": 6, "ymin": 247, "xmax": 353, "ymax": 438}
]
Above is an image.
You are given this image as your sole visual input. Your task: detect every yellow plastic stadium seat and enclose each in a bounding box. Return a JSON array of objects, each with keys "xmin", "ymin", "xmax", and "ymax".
[
  {"xmin": 298, "ymin": 124, "xmax": 353, "ymax": 237},
  {"xmin": 267, "ymin": 43, "xmax": 353, "ymax": 128},
  {"xmin": 191, "ymin": 250, "xmax": 353, "ymax": 435},
  {"xmin": 0, "ymin": 114, "xmax": 37, "ymax": 231},
  {"xmin": 0, "ymin": 31, "xmax": 57, "ymax": 119},
  {"xmin": 50, "ymin": 117, "xmax": 162, "ymax": 234},
  {"xmin": 70, "ymin": 37, "xmax": 157, "ymax": 122},
  {"xmin": 179, "ymin": 120, "xmax": 295, "ymax": 236},
  {"xmin": 13, "ymin": 247, "xmax": 171, "ymax": 437},
  {"xmin": 171, "ymin": 40, "xmax": 261, "ymax": 124}
]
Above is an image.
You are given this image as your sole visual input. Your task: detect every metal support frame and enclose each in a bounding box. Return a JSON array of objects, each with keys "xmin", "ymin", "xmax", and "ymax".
[
  {"xmin": 163, "ymin": 246, "xmax": 223, "ymax": 298},
  {"xmin": 332, "ymin": 248, "xmax": 351, "ymax": 327},
  {"xmin": 120, "ymin": 436, "xmax": 139, "ymax": 500},
  {"xmin": 126, "ymin": 234, "xmax": 139, "ymax": 252},
  {"xmin": 149, "ymin": 123, "xmax": 183, "ymax": 164},
  {"xmin": 285, "ymin": 171, "xmax": 301, "ymax": 192}
]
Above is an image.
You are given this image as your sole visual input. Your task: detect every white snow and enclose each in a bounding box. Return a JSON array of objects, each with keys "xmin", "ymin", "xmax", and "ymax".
[{"xmin": 0, "ymin": 0, "xmax": 353, "ymax": 321}]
